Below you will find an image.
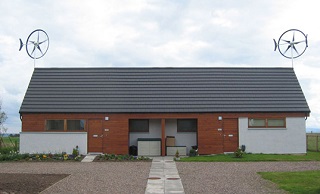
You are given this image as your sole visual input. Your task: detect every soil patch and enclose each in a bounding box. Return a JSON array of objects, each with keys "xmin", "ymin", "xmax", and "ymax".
[{"xmin": 0, "ymin": 173, "xmax": 69, "ymax": 194}]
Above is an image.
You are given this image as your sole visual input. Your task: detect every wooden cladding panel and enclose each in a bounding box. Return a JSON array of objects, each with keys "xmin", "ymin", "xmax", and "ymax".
[
  {"xmin": 21, "ymin": 112, "xmax": 307, "ymax": 155},
  {"xmin": 197, "ymin": 114, "xmax": 223, "ymax": 154},
  {"xmin": 223, "ymin": 118, "xmax": 239, "ymax": 152},
  {"xmin": 88, "ymin": 119, "xmax": 103, "ymax": 153},
  {"xmin": 103, "ymin": 116, "xmax": 129, "ymax": 154}
]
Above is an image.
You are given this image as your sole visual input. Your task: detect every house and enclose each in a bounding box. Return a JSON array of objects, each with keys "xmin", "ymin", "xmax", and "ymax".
[{"xmin": 19, "ymin": 67, "xmax": 310, "ymax": 155}]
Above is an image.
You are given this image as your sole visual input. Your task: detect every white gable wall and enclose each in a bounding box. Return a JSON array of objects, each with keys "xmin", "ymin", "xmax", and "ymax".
[{"xmin": 239, "ymin": 117, "xmax": 306, "ymax": 154}]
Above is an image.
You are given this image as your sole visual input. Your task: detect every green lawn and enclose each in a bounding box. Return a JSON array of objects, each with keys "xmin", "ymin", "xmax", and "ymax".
[
  {"xmin": 179, "ymin": 151, "xmax": 320, "ymax": 162},
  {"xmin": 258, "ymin": 171, "xmax": 320, "ymax": 194}
]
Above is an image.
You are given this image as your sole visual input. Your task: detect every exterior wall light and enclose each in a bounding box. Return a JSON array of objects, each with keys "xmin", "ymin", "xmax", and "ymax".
[{"xmin": 218, "ymin": 116, "xmax": 222, "ymax": 121}]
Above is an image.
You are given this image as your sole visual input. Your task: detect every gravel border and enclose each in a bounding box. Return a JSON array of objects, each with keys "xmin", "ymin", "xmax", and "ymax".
[
  {"xmin": 1, "ymin": 161, "xmax": 320, "ymax": 194},
  {"xmin": 177, "ymin": 161, "xmax": 320, "ymax": 194},
  {"xmin": 0, "ymin": 162, "xmax": 151, "ymax": 194}
]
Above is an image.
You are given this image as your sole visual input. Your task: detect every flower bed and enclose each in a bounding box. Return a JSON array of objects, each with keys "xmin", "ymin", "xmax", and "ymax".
[
  {"xmin": 0, "ymin": 151, "xmax": 84, "ymax": 162},
  {"xmin": 94, "ymin": 154, "xmax": 151, "ymax": 162}
]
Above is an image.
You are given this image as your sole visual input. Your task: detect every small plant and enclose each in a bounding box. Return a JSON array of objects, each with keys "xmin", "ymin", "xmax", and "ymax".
[
  {"xmin": 74, "ymin": 155, "xmax": 81, "ymax": 161},
  {"xmin": 110, "ymin": 154, "xmax": 116, "ymax": 160},
  {"xmin": 189, "ymin": 149, "xmax": 197, "ymax": 157},
  {"xmin": 63, "ymin": 154, "xmax": 68, "ymax": 160},
  {"xmin": 138, "ymin": 155, "xmax": 149, "ymax": 160},
  {"xmin": 97, "ymin": 154, "xmax": 149, "ymax": 161},
  {"xmin": 234, "ymin": 147, "xmax": 245, "ymax": 158},
  {"xmin": 72, "ymin": 147, "xmax": 79, "ymax": 156},
  {"xmin": 0, "ymin": 152, "xmax": 83, "ymax": 162},
  {"xmin": 175, "ymin": 150, "xmax": 180, "ymax": 160},
  {"xmin": 0, "ymin": 147, "xmax": 16, "ymax": 154}
]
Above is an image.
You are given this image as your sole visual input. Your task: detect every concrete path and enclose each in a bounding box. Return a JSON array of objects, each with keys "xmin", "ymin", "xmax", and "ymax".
[
  {"xmin": 145, "ymin": 156, "xmax": 185, "ymax": 194},
  {"xmin": 81, "ymin": 155, "xmax": 97, "ymax": 162}
]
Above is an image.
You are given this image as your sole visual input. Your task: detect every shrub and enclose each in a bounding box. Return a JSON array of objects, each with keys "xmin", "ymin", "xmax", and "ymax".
[
  {"xmin": 97, "ymin": 154, "xmax": 149, "ymax": 161},
  {"xmin": 72, "ymin": 149, "xmax": 79, "ymax": 156},
  {"xmin": 189, "ymin": 149, "xmax": 197, "ymax": 157},
  {"xmin": 175, "ymin": 150, "xmax": 180, "ymax": 158},
  {"xmin": 234, "ymin": 148, "xmax": 244, "ymax": 158},
  {"xmin": 0, "ymin": 147, "xmax": 16, "ymax": 154},
  {"xmin": 0, "ymin": 152, "xmax": 83, "ymax": 162}
]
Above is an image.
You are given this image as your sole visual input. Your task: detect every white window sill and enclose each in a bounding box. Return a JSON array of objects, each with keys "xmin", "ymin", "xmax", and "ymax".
[{"xmin": 248, "ymin": 128, "xmax": 287, "ymax": 130}]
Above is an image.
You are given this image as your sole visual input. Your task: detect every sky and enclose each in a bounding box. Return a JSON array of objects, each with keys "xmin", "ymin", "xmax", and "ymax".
[{"xmin": 0, "ymin": 0, "xmax": 320, "ymax": 133}]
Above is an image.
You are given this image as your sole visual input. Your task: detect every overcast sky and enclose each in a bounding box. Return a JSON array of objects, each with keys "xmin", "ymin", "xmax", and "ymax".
[{"xmin": 1, "ymin": 1, "xmax": 320, "ymax": 133}]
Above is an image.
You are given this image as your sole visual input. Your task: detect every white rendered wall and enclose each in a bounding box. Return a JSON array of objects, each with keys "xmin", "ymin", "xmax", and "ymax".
[
  {"xmin": 20, "ymin": 132, "xmax": 87, "ymax": 154},
  {"xmin": 239, "ymin": 117, "xmax": 306, "ymax": 154},
  {"xmin": 165, "ymin": 119, "xmax": 197, "ymax": 154},
  {"xmin": 129, "ymin": 119, "xmax": 161, "ymax": 146}
]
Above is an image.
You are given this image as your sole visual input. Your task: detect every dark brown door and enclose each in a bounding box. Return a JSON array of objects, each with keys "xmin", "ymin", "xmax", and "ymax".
[
  {"xmin": 223, "ymin": 118, "xmax": 239, "ymax": 152},
  {"xmin": 88, "ymin": 119, "xmax": 103, "ymax": 153}
]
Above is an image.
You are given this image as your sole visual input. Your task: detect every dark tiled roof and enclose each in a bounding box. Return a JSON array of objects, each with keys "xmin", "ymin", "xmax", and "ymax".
[{"xmin": 19, "ymin": 67, "xmax": 310, "ymax": 113}]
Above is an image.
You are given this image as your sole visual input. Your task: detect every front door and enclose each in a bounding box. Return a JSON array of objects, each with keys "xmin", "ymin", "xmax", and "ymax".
[
  {"xmin": 223, "ymin": 118, "xmax": 239, "ymax": 152},
  {"xmin": 88, "ymin": 119, "xmax": 103, "ymax": 153}
]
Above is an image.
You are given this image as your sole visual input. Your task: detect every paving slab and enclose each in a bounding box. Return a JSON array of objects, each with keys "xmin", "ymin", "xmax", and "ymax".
[
  {"xmin": 145, "ymin": 157, "xmax": 185, "ymax": 194},
  {"xmin": 81, "ymin": 155, "xmax": 97, "ymax": 162}
]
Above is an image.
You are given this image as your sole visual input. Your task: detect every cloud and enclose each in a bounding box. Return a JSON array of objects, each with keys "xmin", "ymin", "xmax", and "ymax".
[{"xmin": 1, "ymin": 1, "xmax": 320, "ymax": 133}]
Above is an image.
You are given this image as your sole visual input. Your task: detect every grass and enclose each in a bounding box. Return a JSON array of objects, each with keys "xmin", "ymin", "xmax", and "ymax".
[
  {"xmin": 0, "ymin": 136, "xmax": 19, "ymax": 147},
  {"xmin": 179, "ymin": 151, "xmax": 320, "ymax": 162},
  {"xmin": 0, "ymin": 137, "xmax": 19, "ymax": 154},
  {"xmin": 258, "ymin": 171, "xmax": 320, "ymax": 194}
]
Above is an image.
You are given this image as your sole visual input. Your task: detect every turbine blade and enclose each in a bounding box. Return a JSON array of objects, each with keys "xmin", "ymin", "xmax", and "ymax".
[
  {"xmin": 279, "ymin": 42, "xmax": 291, "ymax": 45},
  {"xmin": 37, "ymin": 45, "xmax": 44, "ymax": 55},
  {"xmin": 39, "ymin": 39, "xmax": 48, "ymax": 44},
  {"xmin": 293, "ymin": 40, "xmax": 305, "ymax": 44},
  {"xmin": 280, "ymin": 39, "xmax": 291, "ymax": 44},
  {"xmin": 292, "ymin": 45, "xmax": 299, "ymax": 55},
  {"xmin": 31, "ymin": 46, "xmax": 36, "ymax": 55},
  {"xmin": 283, "ymin": 45, "xmax": 291, "ymax": 54},
  {"xmin": 292, "ymin": 31, "xmax": 295, "ymax": 42}
]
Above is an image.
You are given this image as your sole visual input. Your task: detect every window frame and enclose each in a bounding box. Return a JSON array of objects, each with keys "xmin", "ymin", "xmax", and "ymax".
[
  {"xmin": 129, "ymin": 119, "xmax": 149, "ymax": 133},
  {"xmin": 46, "ymin": 119, "xmax": 65, "ymax": 131},
  {"xmin": 67, "ymin": 119, "xmax": 86, "ymax": 131},
  {"xmin": 45, "ymin": 119, "xmax": 86, "ymax": 131},
  {"xmin": 248, "ymin": 118, "xmax": 286, "ymax": 128},
  {"xmin": 177, "ymin": 119, "xmax": 198, "ymax": 133}
]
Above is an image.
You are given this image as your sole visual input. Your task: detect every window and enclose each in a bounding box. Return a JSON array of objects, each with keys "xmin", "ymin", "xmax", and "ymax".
[
  {"xmin": 67, "ymin": 120, "xmax": 85, "ymax": 130},
  {"xmin": 248, "ymin": 118, "xmax": 266, "ymax": 127},
  {"xmin": 267, "ymin": 119, "xmax": 285, "ymax": 127},
  {"xmin": 248, "ymin": 118, "xmax": 285, "ymax": 128},
  {"xmin": 46, "ymin": 120, "xmax": 64, "ymax": 130},
  {"xmin": 46, "ymin": 119, "xmax": 86, "ymax": 131},
  {"xmin": 177, "ymin": 119, "xmax": 197, "ymax": 132},
  {"xmin": 129, "ymin": 119, "xmax": 149, "ymax": 132}
]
